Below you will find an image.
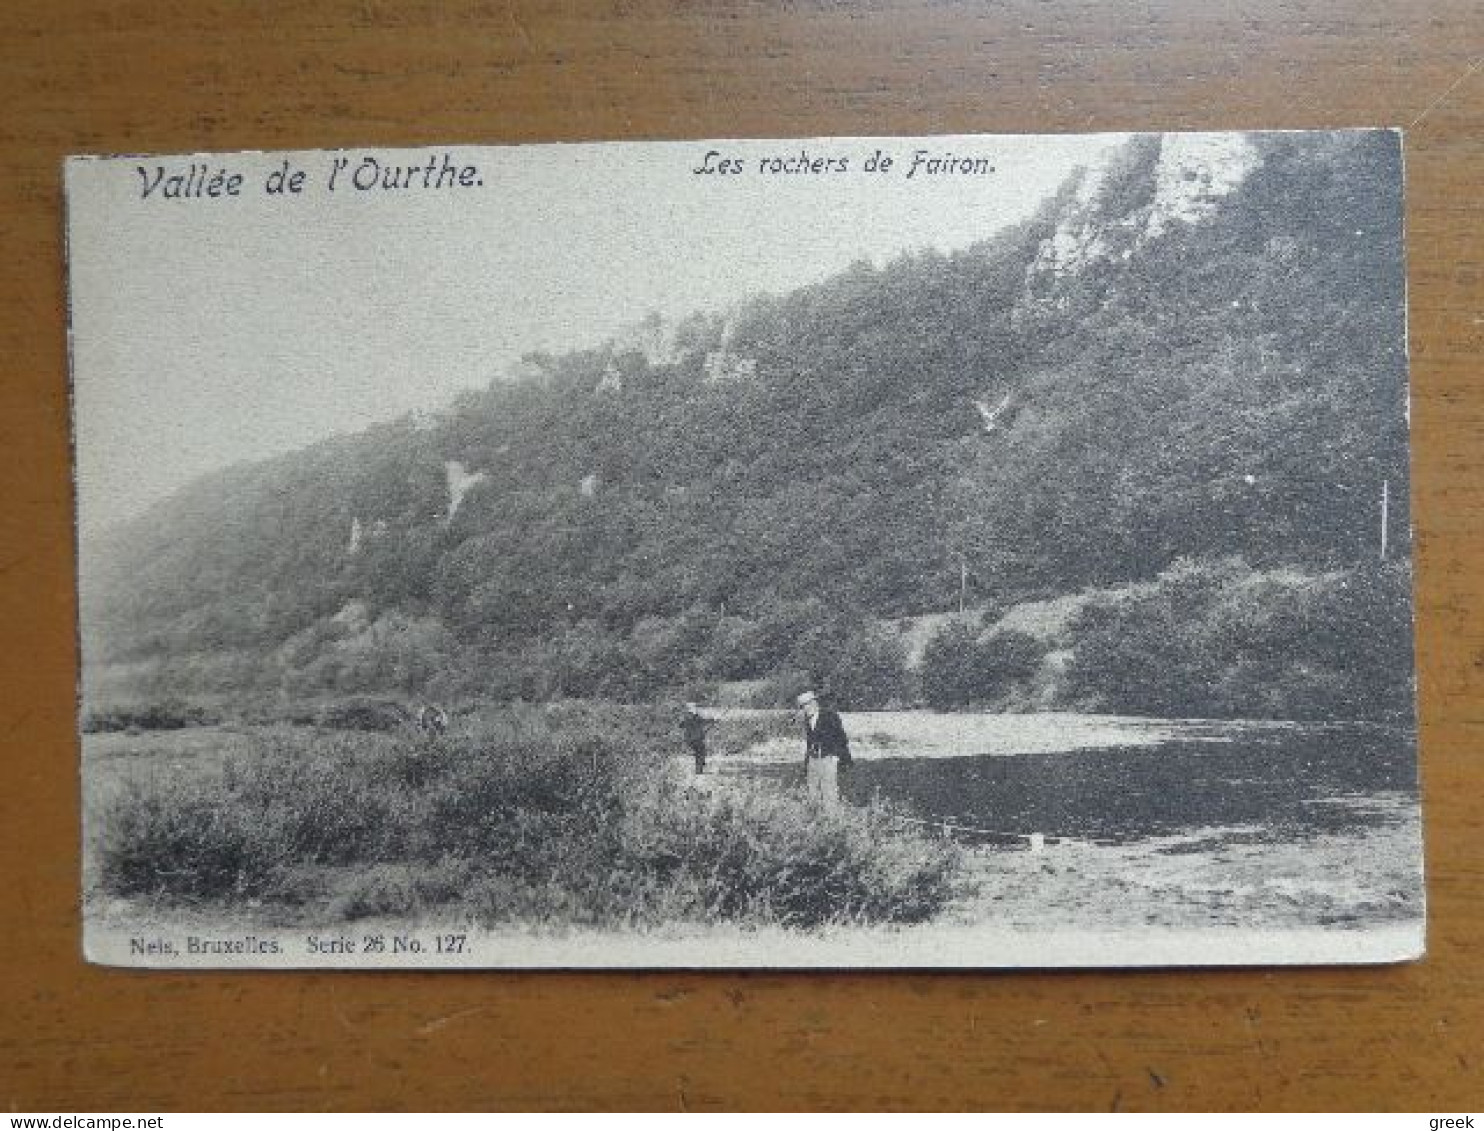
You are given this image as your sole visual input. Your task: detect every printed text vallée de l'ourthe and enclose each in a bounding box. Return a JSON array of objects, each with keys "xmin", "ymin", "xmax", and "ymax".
[{"xmin": 129, "ymin": 147, "xmax": 994, "ymax": 201}]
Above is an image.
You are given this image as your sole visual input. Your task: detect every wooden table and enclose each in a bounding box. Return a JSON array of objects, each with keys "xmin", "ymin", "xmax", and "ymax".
[{"xmin": 2, "ymin": 0, "xmax": 1481, "ymax": 1111}]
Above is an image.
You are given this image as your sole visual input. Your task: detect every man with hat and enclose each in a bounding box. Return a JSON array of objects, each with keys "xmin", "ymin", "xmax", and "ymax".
[{"xmin": 796, "ymin": 690, "xmax": 852, "ymax": 809}]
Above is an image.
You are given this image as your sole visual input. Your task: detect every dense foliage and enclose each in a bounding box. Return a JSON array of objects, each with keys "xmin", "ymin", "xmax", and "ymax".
[
  {"xmin": 95, "ymin": 704, "xmax": 960, "ymax": 928},
  {"xmin": 920, "ymin": 624, "xmax": 1043, "ymax": 710},
  {"xmin": 1065, "ymin": 557, "xmax": 1415, "ymax": 720},
  {"xmin": 84, "ymin": 131, "xmax": 1412, "ymax": 719}
]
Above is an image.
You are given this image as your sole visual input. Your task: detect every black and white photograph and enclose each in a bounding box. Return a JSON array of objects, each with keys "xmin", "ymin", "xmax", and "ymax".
[{"xmin": 66, "ymin": 130, "xmax": 1422, "ymax": 968}]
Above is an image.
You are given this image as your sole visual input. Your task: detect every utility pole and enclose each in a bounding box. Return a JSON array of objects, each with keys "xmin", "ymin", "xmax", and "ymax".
[{"xmin": 1380, "ymin": 479, "xmax": 1390, "ymax": 561}]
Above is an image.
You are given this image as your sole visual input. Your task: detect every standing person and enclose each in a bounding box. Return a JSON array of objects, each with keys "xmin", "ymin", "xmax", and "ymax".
[
  {"xmin": 680, "ymin": 702, "xmax": 716, "ymax": 775},
  {"xmin": 797, "ymin": 690, "xmax": 851, "ymax": 809}
]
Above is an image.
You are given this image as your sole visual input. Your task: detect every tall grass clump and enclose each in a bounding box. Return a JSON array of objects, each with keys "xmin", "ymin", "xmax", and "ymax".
[
  {"xmin": 609, "ymin": 781, "xmax": 958, "ymax": 927},
  {"xmin": 95, "ymin": 729, "xmax": 401, "ymax": 899},
  {"xmin": 94, "ymin": 702, "xmax": 960, "ymax": 929}
]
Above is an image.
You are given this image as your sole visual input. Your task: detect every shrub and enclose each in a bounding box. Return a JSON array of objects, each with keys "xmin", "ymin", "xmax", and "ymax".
[
  {"xmin": 920, "ymin": 621, "xmax": 981, "ymax": 709},
  {"xmin": 919, "ymin": 622, "xmax": 1044, "ymax": 709},
  {"xmin": 95, "ymin": 703, "xmax": 962, "ymax": 930},
  {"xmin": 96, "ymin": 776, "xmax": 282, "ymax": 899},
  {"xmin": 612, "ymin": 783, "xmax": 959, "ymax": 928},
  {"xmin": 824, "ymin": 629, "xmax": 911, "ymax": 709},
  {"xmin": 277, "ymin": 609, "xmax": 460, "ymax": 700},
  {"xmin": 95, "ymin": 729, "xmax": 402, "ymax": 899},
  {"xmin": 978, "ymin": 628, "xmax": 1043, "ymax": 689},
  {"xmin": 1064, "ymin": 557, "xmax": 1414, "ymax": 720}
]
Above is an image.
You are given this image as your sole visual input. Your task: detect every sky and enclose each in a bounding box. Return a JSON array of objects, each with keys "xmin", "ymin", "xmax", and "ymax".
[{"xmin": 65, "ymin": 133, "xmax": 1129, "ymax": 539}]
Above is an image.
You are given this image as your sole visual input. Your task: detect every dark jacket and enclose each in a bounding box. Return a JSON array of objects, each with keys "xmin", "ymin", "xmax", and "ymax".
[
  {"xmin": 681, "ymin": 712, "xmax": 712, "ymax": 749},
  {"xmin": 803, "ymin": 708, "xmax": 852, "ymax": 764}
]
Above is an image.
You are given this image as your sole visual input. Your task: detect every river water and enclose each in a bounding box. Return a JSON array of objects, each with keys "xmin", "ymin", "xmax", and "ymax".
[{"xmin": 739, "ymin": 715, "xmax": 1417, "ymax": 846}]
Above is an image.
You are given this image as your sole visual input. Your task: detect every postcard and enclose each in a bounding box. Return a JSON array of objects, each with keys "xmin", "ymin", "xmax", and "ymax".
[{"xmin": 66, "ymin": 130, "xmax": 1422, "ymax": 967}]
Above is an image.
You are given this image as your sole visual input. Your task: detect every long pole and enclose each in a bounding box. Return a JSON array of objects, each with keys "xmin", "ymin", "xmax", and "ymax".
[
  {"xmin": 959, "ymin": 555, "xmax": 967, "ymax": 615},
  {"xmin": 1380, "ymin": 479, "xmax": 1390, "ymax": 561}
]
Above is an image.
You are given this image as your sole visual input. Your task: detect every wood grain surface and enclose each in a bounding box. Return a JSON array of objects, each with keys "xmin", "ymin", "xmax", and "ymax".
[{"xmin": 3, "ymin": 0, "xmax": 1482, "ymax": 1112}]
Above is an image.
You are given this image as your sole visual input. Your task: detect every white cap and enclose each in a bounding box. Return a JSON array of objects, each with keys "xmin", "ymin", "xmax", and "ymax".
[{"xmin": 795, "ymin": 691, "xmax": 817, "ymax": 707}]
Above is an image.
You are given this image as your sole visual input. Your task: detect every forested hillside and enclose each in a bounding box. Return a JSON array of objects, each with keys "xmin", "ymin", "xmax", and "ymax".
[{"xmin": 83, "ymin": 130, "xmax": 1413, "ymax": 718}]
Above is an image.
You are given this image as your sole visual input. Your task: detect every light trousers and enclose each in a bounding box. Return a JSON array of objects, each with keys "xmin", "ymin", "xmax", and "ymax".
[{"xmin": 805, "ymin": 755, "xmax": 840, "ymax": 809}]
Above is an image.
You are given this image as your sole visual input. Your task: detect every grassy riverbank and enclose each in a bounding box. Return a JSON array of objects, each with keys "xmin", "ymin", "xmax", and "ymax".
[{"xmin": 85, "ymin": 702, "xmax": 959, "ymax": 931}]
